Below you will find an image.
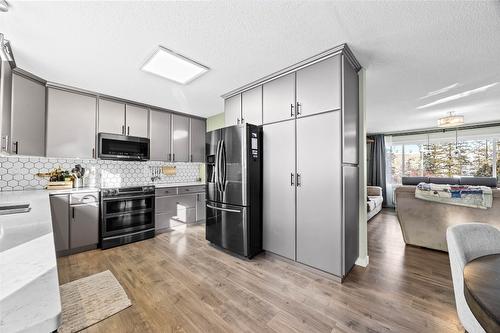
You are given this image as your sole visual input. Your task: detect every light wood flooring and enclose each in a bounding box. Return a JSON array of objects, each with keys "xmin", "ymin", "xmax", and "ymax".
[{"xmin": 57, "ymin": 209, "xmax": 463, "ymax": 332}]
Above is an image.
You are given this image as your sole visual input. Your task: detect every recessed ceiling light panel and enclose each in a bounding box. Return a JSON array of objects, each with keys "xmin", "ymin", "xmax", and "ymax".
[{"xmin": 141, "ymin": 46, "xmax": 209, "ymax": 84}]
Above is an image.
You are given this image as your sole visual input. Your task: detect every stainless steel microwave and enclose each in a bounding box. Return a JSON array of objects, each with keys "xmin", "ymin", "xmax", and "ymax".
[{"xmin": 98, "ymin": 133, "xmax": 150, "ymax": 161}]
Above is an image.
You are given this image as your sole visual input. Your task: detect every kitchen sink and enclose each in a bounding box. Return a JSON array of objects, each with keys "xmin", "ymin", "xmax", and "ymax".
[{"xmin": 0, "ymin": 202, "xmax": 31, "ymax": 215}]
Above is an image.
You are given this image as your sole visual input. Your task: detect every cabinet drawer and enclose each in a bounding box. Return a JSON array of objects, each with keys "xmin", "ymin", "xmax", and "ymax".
[
  {"xmin": 70, "ymin": 192, "xmax": 99, "ymax": 204},
  {"xmin": 155, "ymin": 196, "xmax": 178, "ymax": 214},
  {"xmin": 155, "ymin": 187, "xmax": 178, "ymax": 197},
  {"xmin": 155, "ymin": 212, "xmax": 176, "ymax": 230},
  {"xmin": 178, "ymin": 185, "xmax": 205, "ymax": 194}
]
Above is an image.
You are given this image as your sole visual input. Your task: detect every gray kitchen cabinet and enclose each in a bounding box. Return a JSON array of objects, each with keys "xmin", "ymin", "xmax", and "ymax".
[
  {"xmin": 262, "ymin": 73, "xmax": 295, "ymax": 124},
  {"xmin": 10, "ymin": 73, "xmax": 46, "ymax": 156},
  {"xmin": 296, "ymin": 55, "xmax": 341, "ymax": 118},
  {"xmin": 342, "ymin": 56, "xmax": 359, "ymax": 164},
  {"xmin": 70, "ymin": 199, "xmax": 99, "ymax": 249},
  {"xmin": 150, "ymin": 109, "xmax": 171, "ymax": 161},
  {"xmin": 98, "ymin": 98, "xmax": 125, "ymax": 135},
  {"xmin": 125, "ymin": 104, "xmax": 149, "ymax": 137},
  {"xmin": 46, "ymin": 88, "xmax": 97, "ymax": 159},
  {"xmin": 171, "ymin": 114, "xmax": 190, "ymax": 162},
  {"xmin": 155, "ymin": 189, "xmax": 178, "ymax": 231},
  {"xmin": 0, "ymin": 59, "xmax": 12, "ymax": 154},
  {"xmin": 190, "ymin": 118, "xmax": 206, "ymax": 162},
  {"xmin": 50, "ymin": 194, "xmax": 69, "ymax": 253},
  {"xmin": 241, "ymin": 85, "xmax": 262, "ymax": 125},
  {"xmin": 196, "ymin": 192, "xmax": 206, "ymax": 221},
  {"xmin": 224, "ymin": 94, "xmax": 241, "ymax": 126},
  {"xmin": 262, "ymin": 119, "xmax": 296, "ymax": 260},
  {"xmin": 296, "ymin": 111, "xmax": 342, "ymax": 275}
]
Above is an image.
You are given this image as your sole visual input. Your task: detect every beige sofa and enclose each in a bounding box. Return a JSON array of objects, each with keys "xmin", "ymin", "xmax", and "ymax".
[
  {"xmin": 367, "ymin": 186, "xmax": 383, "ymax": 221},
  {"xmin": 395, "ymin": 185, "xmax": 500, "ymax": 252}
]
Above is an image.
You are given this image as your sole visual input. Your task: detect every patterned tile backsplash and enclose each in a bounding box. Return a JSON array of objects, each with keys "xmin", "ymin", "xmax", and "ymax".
[{"xmin": 0, "ymin": 155, "xmax": 203, "ymax": 191}]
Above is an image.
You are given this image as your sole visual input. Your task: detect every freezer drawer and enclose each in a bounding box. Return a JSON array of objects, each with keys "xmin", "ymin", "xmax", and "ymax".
[{"xmin": 205, "ymin": 201, "xmax": 248, "ymax": 257}]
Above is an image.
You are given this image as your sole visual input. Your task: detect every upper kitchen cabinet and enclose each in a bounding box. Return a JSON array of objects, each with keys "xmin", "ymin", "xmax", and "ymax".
[
  {"xmin": 10, "ymin": 72, "xmax": 46, "ymax": 156},
  {"xmin": 296, "ymin": 55, "xmax": 341, "ymax": 118},
  {"xmin": 190, "ymin": 118, "xmax": 206, "ymax": 162},
  {"xmin": 262, "ymin": 73, "xmax": 295, "ymax": 124},
  {"xmin": 171, "ymin": 114, "xmax": 190, "ymax": 162},
  {"xmin": 98, "ymin": 99, "xmax": 149, "ymax": 137},
  {"xmin": 241, "ymin": 85, "xmax": 262, "ymax": 125},
  {"xmin": 150, "ymin": 109, "xmax": 171, "ymax": 161},
  {"xmin": 46, "ymin": 88, "xmax": 97, "ymax": 158},
  {"xmin": 125, "ymin": 104, "xmax": 149, "ymax": 137},
  {"xmin": 224, "ymin": 94, "xmax": 241, "ymax": 126},
  {"xmin": 98, "ymin": 98, "xmax": 125, "ymax": 135},
  {"xmin": 342, "ymin": 56, "xmax": 359, "ymax": 165}
]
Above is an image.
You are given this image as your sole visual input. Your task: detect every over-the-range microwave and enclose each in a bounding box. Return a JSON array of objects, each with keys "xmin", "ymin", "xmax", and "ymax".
[{"xmin": 98, "ymin": 133, "xmax": 150, "ymax": 161}]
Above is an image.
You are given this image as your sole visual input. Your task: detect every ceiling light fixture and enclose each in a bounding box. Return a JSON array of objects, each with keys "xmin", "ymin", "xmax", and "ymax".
[
  {"xmin": 417, "ymin": 82, "xmax": 499, "ymax": 109},
  {"xmin": 141, "ymin": 46, "xmax": 209, "ymax": 85},
  {"xmin": 437, "ymin": 111, "xmax": 464, "ymax": 128}
]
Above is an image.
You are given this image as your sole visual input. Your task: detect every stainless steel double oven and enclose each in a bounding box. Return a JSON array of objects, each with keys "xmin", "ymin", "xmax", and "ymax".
[{"xmin": 100, "ymin": 186, "xmax": 155, "ymax": 249}]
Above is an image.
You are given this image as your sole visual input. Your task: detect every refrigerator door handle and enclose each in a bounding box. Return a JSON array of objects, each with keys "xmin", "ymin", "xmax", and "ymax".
[
  {"xmin": 221, "ymin": 140, "xmax": 227, "ymax": 192},
  {"xmin": 207, "ymin": 204, "xmax": 241, "ymax": 213}
]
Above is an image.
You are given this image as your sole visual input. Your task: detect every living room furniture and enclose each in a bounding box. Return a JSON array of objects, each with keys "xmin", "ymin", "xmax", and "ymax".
[
  {"xmin": 395, "ymin": 177, "xmax": 500, "ymax": 251},
  {"xmin": 464, "ymin": 254, "xmax": 500, "ymax": 333},
  {"xmin": 447, "ymin": 223, "xmax": 500, "ymax": 333},
  {"xmin": 367, "ymin": 186, "xmax": 383, "ymax": 221}
]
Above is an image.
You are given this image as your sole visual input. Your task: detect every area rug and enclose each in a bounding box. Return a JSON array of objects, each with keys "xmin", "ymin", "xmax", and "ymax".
[{"xmin": 58, "ymin": 270, "xmax": 132, "ymax": 333}]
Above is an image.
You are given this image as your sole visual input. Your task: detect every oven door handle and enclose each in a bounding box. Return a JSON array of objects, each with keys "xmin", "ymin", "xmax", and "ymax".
[{"xmin": 102, "ymin": 194, "xmax": 155, "ymax": 201}]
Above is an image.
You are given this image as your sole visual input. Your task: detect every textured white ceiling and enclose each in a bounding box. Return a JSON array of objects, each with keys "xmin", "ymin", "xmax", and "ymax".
[{"xmin": 1, "ymin": 1, "xmax": 500, "ymax": 133}]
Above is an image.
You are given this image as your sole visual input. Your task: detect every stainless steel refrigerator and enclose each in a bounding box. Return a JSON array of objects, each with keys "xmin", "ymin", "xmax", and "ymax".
[{"xmin": 205, "ymin": 123, "xmax": 262, "ymax": 258}]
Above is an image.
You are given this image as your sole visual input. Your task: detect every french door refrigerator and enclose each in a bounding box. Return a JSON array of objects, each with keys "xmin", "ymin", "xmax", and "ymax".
[{"xmin": 205, "ymin": 123, "xmax": 262, "ymax": 258}]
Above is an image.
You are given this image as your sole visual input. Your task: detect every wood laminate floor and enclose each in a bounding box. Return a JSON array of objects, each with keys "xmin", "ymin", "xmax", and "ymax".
[{"xmin": 57, "ymin": 209, "xmax": 463, "ymax": 332}]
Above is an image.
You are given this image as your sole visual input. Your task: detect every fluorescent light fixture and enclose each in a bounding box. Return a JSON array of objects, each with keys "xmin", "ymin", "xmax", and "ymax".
[
  {"xmin": 420, "ymin": 83, "xmax": 459, "ymax": 99},
  {"xmin": 417, "ymin": 82, "xmax": 499, "ymax": 109},
  {"xmin": 141, "ymin": 46, "xmax": 209, "ymax": 84},
  {"xmin": 437, "ymin": 112, "xmax": 464, "ymax": 128}
]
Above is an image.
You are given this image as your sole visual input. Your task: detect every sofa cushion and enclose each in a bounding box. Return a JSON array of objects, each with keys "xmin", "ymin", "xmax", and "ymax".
[
  {"xmin": 402, "ymin": 176, "xmax": 429, "ymax": 185},
  {"xmin": 460, "ymin": 176, "xmax": 498, "ymax": 188},
  {"xmin": 367, "ymin": 196, "xmax": 383, "ymax": 211},
  {"xmin": 429, "ymin": 177, "xmax": 460, "ymax": 185}
]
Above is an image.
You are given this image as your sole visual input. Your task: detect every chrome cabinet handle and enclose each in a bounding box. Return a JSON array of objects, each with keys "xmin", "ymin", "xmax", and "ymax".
[
  {"xmin": 237, "ymin": 117, "xmax": 240, "ymax": 124},
  {"xmin": 241, "ymin": 117, "xmax": 244, "ymax": 123},
  {"xmin": 122, "ymin": 125, "xmax": 125, "ymax": 135},
  {"xmin": 207, "ymin": 204, "xmax": 241, "ymax": 213},
  {"xmin": 296, "ymin": 173, "xmax": 301, "ymax": 186},
  {"xmin": 290, "ymin": 172, "xmax": 294, "ymax": 186},
  {"xmin": 290, "ymin": 103, "xmax": 294, "ymax": 117},
  {"xmin": 127, "ymin": 126, "xmax": 130, "ymax": 135},
  {"xmin": 168, "ymin": 153, "xmax": 171, "ymax": 161},
  {"xmin": 172, "ymin": 153, "xmax": 175, "ymax": 162},
  {"xmin": 13, "ymin": 141, "xmax": 19, "ymax": 154},
  {"xmin": 296, "ymin": 102, "xmax": 302, "ymax": 115}
]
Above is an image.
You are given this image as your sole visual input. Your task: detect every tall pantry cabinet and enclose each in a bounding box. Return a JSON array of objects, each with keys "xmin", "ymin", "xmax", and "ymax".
[{"xmin": 223, "ymin": 44, "xmax": 361, "ymax": 279}]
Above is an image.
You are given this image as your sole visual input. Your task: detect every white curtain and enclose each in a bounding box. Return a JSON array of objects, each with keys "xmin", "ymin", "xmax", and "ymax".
[{"xmin": 384, "ymin": 135, "xmax": 395, "ymax": 207}]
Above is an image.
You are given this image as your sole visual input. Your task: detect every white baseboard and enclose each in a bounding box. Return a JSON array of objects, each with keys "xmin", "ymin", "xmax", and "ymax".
[{"xmin": 355, "ymin": 255, "xmax": 369, "ymax": 267}]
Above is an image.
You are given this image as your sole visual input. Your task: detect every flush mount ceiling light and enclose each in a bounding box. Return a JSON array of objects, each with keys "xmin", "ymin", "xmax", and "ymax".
[
  {"xmin": 141, "ymin": 46, "xmax": 209, "ymax": 85},
  {"xmin": 0, "ymin": 0, "xmax": 8, "ymax": 12},
  {"xmin": 437, "ymin": 111, "xmax": 464, "ymax": 128}
]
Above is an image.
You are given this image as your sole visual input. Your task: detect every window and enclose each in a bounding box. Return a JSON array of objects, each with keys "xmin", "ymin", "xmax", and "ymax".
[{"xmin": 386, "ymin": 127, "xmax": 500, "ymax": 184}]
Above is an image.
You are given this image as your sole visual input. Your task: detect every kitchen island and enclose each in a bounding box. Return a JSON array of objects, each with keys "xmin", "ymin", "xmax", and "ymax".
[{"xmin": 0, "ymin": 190, "xmax": 61, "ymax": 333}]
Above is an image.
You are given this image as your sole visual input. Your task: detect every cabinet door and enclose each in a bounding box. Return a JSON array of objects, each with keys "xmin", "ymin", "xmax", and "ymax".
[
  {"xmin": 296, "ymin": 111, "xmax": 342, "ymax": 276},
  {"xmin": 11, "ymin": 73, "xmax": 46, "ymax": 156},
  {"xmin": 262, "ymin": 120, "xmax": 295, "ymax": 260},
  {"xmin": 224, "ymin": 94, "xmax": 241, "ymax": 126},
  {"xmin": 342, "ymin": 57, "xmax": 359, "ymax": 164},
  {"xmin": 126, "ymin": 104, "xmax": 149, "ymax": 137},
  {"xmin": 46, "ymin": 88, "xmax": 97, "ymax": 159},
  {"xmin": 171, "ymin": 114, "xmax": 190, "ymax": 162},
  {"xmin": 150, "ymin": 109, "xmax": 171, "ymax": 161},
  {"xmin": 190, "ymin": 118, "xmax": 206, "ymax": 162},
  {"xmin": 49, "ymin": 195, "xmax": 69, "ymax": 253},
  {"xmin": 262, "ymin": 73, "xmax": 295, "ymax": 124},
  {"xmin": 296, "ymin": 55, "xmax": 341, "ymax": 118},
  {"xmin": 98, "ymin": 98, "xmax": 125, "ymax": 135},
  {"xmin": 196, "ymin": 192, "xmax": 206, "ymax": 221},
  {"xmin": 70, "ymin": 203, "xmax": 99, "ymax": 249},
  {"xmin": 241, "ymin": 85, "xmax": 262, "ymax": 125}
]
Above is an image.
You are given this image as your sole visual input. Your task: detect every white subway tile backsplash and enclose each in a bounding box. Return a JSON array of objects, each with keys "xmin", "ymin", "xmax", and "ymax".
[{"xmin": 0, "ymin": 155, "xmax": 202, "ymax": 191}]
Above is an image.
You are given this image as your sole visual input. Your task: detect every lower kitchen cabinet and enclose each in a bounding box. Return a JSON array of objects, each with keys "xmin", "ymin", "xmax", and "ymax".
[
  {"xmin": 50, "ymin": 194, "xmax": 70, "ymax": 252},
  {"xmin": 49, "ymin": 192, "xmax": 99, "ymax": 256},
  {"xmin": 196, "ymin": 192, "xmax": 206, "ymax": 221}
]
